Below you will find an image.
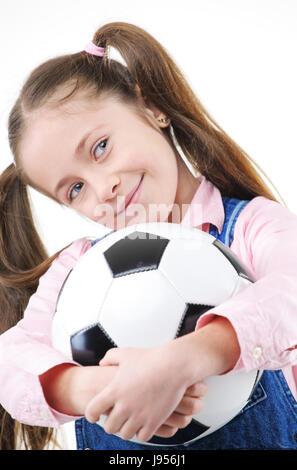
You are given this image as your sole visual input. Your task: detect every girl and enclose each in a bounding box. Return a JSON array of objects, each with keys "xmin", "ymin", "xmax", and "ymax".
[{"xmin": 0, "ymin": 21, "xmax": 297, "ymax": 451}]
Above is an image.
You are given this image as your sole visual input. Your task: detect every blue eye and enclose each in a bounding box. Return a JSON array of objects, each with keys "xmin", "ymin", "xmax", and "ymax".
[
  {"xmin": 69, "ymin": 182, "xmax": 83, "ymax": 201},
  {"xmin": 67, "ymin": 138, "xmax": 108, "ymax": 203},
  {"xmin": 93, "ymin": 138, "xmax": 108, "ymax": 160}
]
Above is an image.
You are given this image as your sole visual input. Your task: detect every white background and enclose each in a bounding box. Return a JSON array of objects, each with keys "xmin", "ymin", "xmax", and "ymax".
[{"xmin": 0, "ymin": 0, "xmax": 296, "ymax": 255}]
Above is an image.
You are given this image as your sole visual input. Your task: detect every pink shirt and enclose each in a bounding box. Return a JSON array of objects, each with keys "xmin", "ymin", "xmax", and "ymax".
[{"xmin": 1, "ymin": 176, "xmax": 297, "ymax": 428}]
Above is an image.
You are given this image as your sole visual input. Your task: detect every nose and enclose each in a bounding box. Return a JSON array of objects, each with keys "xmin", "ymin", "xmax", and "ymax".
[{"xmin": 92, "ymin": 173, "xmax": 121, "ymax": 204}]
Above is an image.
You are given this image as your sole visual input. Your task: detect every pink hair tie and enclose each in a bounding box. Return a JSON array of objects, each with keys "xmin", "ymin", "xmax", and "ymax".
[{"xmin": 84, "ymin": 41, "xmax": 105, "ymax": 57}]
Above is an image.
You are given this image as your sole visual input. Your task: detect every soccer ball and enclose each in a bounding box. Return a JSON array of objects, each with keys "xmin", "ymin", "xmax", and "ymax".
[{"xmin": 52, "ymin": 222, "xmax": 260, "ymax": 446}]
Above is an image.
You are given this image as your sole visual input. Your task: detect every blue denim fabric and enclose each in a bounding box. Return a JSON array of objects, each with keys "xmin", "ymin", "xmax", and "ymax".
[{"xmin": 75, "ymin": 197, "xmax": 297, "ymax": 450}]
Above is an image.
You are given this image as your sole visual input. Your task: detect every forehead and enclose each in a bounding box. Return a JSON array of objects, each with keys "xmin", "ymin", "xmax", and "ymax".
[{"xmin": 20, "ymin": 89, "xmax": 137, "ymax": 159}]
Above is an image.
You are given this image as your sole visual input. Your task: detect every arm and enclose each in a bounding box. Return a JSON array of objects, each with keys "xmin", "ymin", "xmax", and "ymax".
[
  {"xmin": 39, "ymin": 361, "xmax": 207, "ymax": 439},
  {"xmin": 39, "ymin": 363, "xmax": 118, "ymax": 417},
  {"xmin": 0, "ymin": 238, "xmax": 92, "ymax": 427},
  {"xmin": 197, "ymin": 197, "xmax": 297, "ymax": 372}
]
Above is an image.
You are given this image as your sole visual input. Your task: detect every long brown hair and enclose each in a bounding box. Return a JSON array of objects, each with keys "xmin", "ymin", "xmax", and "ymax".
[
  {"xmin": 0, "ymin": 21, "xmax": 281, "ymax": 450},
  {"xmin": 0, "ymin": 164, "xmax": 67, "ymax": 449}
]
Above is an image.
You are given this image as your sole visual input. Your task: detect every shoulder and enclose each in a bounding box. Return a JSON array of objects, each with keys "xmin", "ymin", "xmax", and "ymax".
[
  {"xmin": 58, "ymin": 237, "xmax": 92, "ymax": 260},
  {"xmin": 236, "ymin": 196, "xmax": 297, "ymax": 235},
  {"xmin": 232, "ymin": 196, "xmax": 297, "ymax": 265},
  {"xmin": 230, "ymin": 197, "xmax": 297, "ymax": 280},
  {"xmin": 47, "ymin": 237, "xmax": 92, "ymax": 277}
]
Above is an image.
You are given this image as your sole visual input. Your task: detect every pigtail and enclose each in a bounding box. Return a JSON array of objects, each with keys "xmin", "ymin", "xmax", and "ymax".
[
  {"xmin": 0, "ymin": 163, "xmax": 51, "ymax": 327},
  {"xmin": 0, "ymin": 164, "xmax": 60, "ymax": 449},
  {"xmin": 91, "ymin": 22, "xmax": 280, "ymax": 202}
]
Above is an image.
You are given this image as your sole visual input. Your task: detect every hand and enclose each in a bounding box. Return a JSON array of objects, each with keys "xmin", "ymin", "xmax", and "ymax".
[
  {"xmin": 154, "ymin": 381, "xmax": 207, "ymax": 439},
  {"xmin": 84, "ymin": 345, "xmax": 204, "ymax": 442}
]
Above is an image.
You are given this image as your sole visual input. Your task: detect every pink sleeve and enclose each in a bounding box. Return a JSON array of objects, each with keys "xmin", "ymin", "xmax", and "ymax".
[
  {"xmin": 196, "ymin": 197, "xmax": 297, "ymax": 372},
  {"xmin": 0, "ymin": 237, "xmax": 91, "ymax": 427}
]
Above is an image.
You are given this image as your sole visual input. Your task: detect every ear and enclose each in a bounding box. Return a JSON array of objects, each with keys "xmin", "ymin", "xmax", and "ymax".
[{"xmin": 135, "ymin": 85, "xmax": 171, "ymax": 128}]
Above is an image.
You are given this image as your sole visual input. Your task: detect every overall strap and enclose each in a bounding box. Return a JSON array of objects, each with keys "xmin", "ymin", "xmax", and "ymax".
[
  {"xmin": 209, "ymin": 197, "xmax": 250, "ymax": 247},
  {"xmin": 91, "ymin": 230, "xmax": 115, "ymax": 247}
]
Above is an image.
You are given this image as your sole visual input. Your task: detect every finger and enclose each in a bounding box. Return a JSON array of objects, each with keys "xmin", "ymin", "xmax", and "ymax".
[
  {"xmin": 136, "ymin": 426, "xmax": 156, "ymax": 443},
  {"xmin": 103, "ymin": 405, "xmax": 129, "ymax": 436},
  {"xmin": 117, "ymin": 418, "xmax": 141, "ymax": 442},
  {"xmin": 84, "ymin": 390, "xmax": 114, "ymax": 423},
  {"xmin": 154, "ymin": 424, "xmax": 179, "ymax": 439},
  {"xmin": 175, "ymin": 396, "xmax": 204, "ymax": 415},
  {"xmin": 163, "ymin": 412, "xmax": 192, "ymax": 429},
  {"xmin": 185, "ymin": 381, "xmax": 208, "ymax": 397}
]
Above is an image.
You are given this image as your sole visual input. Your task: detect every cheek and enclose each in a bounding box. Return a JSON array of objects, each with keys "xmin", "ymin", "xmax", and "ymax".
[
  {"xmin": 77, "ymin": 192, "xmax": 102, "ymax": 222},
  {"xmin": 157, "ymin": 151, "xmax": 179, "ymax": 195}
]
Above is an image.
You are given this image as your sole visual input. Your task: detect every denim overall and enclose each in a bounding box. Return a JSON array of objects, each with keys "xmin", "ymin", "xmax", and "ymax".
[{"xmin": 75, "ymin": 197, "xmax": 297, "ymax": 450}]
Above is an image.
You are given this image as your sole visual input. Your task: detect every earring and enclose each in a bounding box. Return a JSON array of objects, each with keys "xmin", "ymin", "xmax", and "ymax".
[{"xmin": 158, "ymin": 115, "xmax": 169, "ymax": 124}]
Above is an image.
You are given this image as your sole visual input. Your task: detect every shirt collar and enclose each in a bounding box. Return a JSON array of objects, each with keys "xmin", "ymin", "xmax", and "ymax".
[{"xmin": 181, "ymin": 175, "xmax": 225, "ymax": 234}]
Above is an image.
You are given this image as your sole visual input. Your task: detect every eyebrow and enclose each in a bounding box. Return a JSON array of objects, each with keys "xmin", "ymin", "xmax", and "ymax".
[
  {"xmin": 75, "ymin": 129, "xmax": 93, "ymax": 156},
  {"xmin": 54, "ymin": 175, "xmax": 73, "ymax": 198},
  {"xmin": 53, "ymin": 127, "xmax": 98, "ymax": 197}
]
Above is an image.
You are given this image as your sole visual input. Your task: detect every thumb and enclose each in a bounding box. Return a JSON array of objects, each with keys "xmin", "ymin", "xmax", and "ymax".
[{"xmin": 99, "ymin": 347, "xmax": 119, "ymax": 366}]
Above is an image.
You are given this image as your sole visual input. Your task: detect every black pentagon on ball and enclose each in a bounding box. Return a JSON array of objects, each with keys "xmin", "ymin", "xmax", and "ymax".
[
  {"xmin": 103, "ymin": 231, "xmax": 170, "ymax": 278},
  {"xmin": 176, "ymin": 303, "xmax": 214, "ymax": 338},
  {"xmin": 213, "ymin": 239, "xmax": 254, "ymax": 282},
  {"xmin": 148, "ymin": 419, "xmax": 209, "ymax": 445},
  {"xmin": 71, "ymin": 323, "xmax": 117, "ymax": 366}
]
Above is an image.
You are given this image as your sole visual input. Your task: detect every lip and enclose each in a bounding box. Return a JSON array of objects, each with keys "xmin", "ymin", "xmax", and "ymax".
[{"xmin": 118, "ymin": 175, "xmax": 144, "ymax": 215}]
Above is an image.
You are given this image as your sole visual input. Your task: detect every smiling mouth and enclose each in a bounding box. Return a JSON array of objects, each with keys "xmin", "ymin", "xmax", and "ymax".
[{"xmin": 117, "ymin": 175, "xmax": 144, "ymax": 216}]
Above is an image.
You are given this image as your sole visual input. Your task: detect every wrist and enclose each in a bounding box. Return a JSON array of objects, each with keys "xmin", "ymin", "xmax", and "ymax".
[
  {"xmin": 40, "ymin": 363, "xmax": 81, "ymax": 416},
  {"xmin": 40, "ymin": 363, "xmax": 117, "ymax": 416},
  {"xmin": 169, "ymin": 316, "xmax": 240, "ymax": 386}
]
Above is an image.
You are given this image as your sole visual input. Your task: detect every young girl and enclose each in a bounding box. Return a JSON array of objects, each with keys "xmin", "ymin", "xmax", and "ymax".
[{"xmin": 0, "ymin": 21, "xmax": 297, "ymax": 451}]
